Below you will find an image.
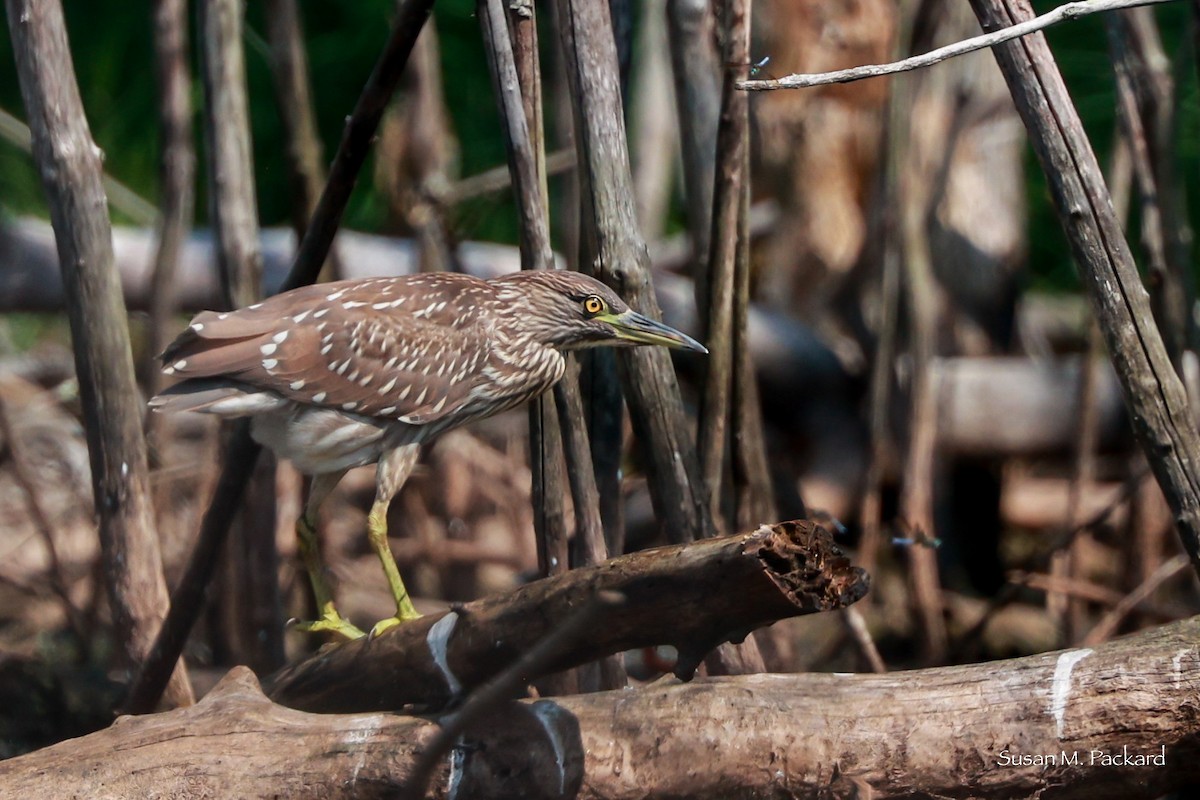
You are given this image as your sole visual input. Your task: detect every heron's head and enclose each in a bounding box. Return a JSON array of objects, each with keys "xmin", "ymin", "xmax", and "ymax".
[{"xmin": 494, "ymin": 271, "xmax": 707, "ymax": 354}]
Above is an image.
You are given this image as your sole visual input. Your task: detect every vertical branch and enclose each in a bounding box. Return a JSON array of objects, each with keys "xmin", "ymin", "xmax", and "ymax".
[
  {"xmin": 896, "ymin": 0, "xmax": 948, "ymax": 663},
  {"xmin": 667, "ymin": 0, "xmax": 721, "ymax": 285},
  {"xmin": 730, "ymin": 141, "xmax": 776, "ymax": 528},
  {"xmin": 144, "ymin": 0, "xmax": 194, "ymax": 418},
  {"xmin": 199, "ymin": 0, "xmax": 262, "ymax": 309},
  {"xmin": 6, "ymin": 0, "xmax": 194, "ymax": 707},
  {"xmin": 553, "ymin": 0, "xmax": 717, "ymax": 547},
  {"xmin": 265, "ymin": 0, "xmax": 342, "ymax": 281},
  {"xmin": 283, "ymin": 0, "xmax": 436, "ymax": 292},
  {"xmin": 631, "ymin": 0, "xmax": 676, "ymax": 240},
  {"xmin": 1107, "ymin": 9, "xmax": 1193, "ymax": 371},
  {"xmin": 197, "ymin": 0, "xmax": 284, "ymax": 674},
  {"xmin": 968, "ymin": 0, "xmax": 1200, "ymax": 580},
  {"xmin": 127, "ymin": 0, "xmax": 436, "ymax": 719},
  {"xmin": 478, "ymin": 0, "xmax": 570, "ymax": 586},
  {"xmin": 697, "ymin": 0, "xmax": 750, "ymax": 528}
]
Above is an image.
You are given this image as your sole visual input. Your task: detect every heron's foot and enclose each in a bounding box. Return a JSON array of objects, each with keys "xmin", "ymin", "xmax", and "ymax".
[
  {"xmin": 367, "ymin": 605, "xmax": 422, "ymax": 640},
  {"xmin": 290, "ymin": 603, "xmax": 366, "ymax": 640}
]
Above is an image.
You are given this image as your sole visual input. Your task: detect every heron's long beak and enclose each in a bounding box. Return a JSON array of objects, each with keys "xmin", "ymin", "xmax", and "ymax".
[{"xmin": 605, "ymin": 310, "xmax": 708, "ymax": 354}]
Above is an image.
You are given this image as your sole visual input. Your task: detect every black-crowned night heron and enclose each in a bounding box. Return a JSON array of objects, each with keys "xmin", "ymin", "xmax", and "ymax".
[{"xmin": 151, "ymin": 270, "xmax": 705, "ymax": 639}]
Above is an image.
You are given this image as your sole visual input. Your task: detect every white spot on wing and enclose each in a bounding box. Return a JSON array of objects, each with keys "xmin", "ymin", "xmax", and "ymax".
[
  {"xmin": 190, "ymin": 322, "xmax": 204, "ymax": 332},
  {"xmin": 273, "ymin": 330, "xmax": 289, "ymax": 343},
  {"xmin": 173, "ymin": 359, "xmax": 188, "ymax": 371},
  {"xmin": 292, "ymin": 310, "xmax": 310, "ymax": 323},
  {"xmin": 263, "ymin": 359, "xmax": 278, "ymax": 370},
  {"xmin": 260, "ymin": 343, "xmax": 277, "ymax": 356},
  {"xmin": 290, "ymin": 380, "xmax": 306, "ymax": 391},
  {"xmin": 342, "ymin": 401, "xmax": 357, "ymax": 411},
  {"xmin": 379, "ymin": 377, "xmax": 397, "ymax": 394},
  {"xmin": 312, "ymin": 391, "xmax": 327, "ymax": 403}
]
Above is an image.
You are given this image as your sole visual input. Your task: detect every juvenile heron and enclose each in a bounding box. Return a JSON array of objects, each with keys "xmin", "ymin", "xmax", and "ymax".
[{"xmin": 151, "ymin": 270, "xmax": 705, "ymax": 639}]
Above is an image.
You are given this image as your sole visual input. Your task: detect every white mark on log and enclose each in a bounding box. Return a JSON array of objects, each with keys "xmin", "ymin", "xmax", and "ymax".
[
  {"xmin": 426, "ymin": 611, "xmax": 462, "ymax": 695},
  {"xmin": 832, "ymin": 672, "xmax": 855, "ymax": 677},
  {"xmin": 1051, "ymin": 648, "xmax": 1092, "ymax": 739},
  {"xmin": 446, "ymin": 739, "xmax": 467, "ymax": 800},
  {"xmin": 343, "ymin": 717, "xmax": 383, "ymax": 787},
  {"xmin": 530, "ymin": 702, "xmax": 569, "ymax": 794},
  {"xmin": 1173, "ymin": 648, "xmax": 1193, "ymax": 688},
  {"xmin": 121, "ymin": 462, "xmax": 128, "ymax": 478}
]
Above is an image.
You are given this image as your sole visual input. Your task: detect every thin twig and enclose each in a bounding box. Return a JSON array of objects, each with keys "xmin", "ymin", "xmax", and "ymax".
[
  {"xmin": 739, "ymin": 0, "xmax": 1178, "ymax": 91},
  {"xmin": 841, "ymin": 607, "xmax": 886, "ymax": 673},
  {"xmin": 1081, "ymin": 554, "xmax": 1190, "ymax": 645},
  {"xmin": 400, "ymin": 591, "xmax": 625, "ymax": 800},
  {"xmin": 0, "ymin": 105, "xmax": 159, "ymax": 225},
  {"xmin": 445, "ymin": 149, "xmax": 576, "ymax": 206}
]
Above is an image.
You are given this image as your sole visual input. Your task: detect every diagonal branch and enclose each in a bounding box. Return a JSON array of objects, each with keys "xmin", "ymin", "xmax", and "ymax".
[{"xmin": 739, "ymin": 0, "xmax": 1178, "ymax": 91}]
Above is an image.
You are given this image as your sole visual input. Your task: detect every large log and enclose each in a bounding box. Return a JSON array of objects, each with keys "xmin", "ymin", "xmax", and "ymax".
[
  {"xmin": 267, "ymin": 520, "xmax": 865, "ymax": 713},
  {"xmin": 5, "ymin": 617, "xmax": 1199, "ymax": 798}
]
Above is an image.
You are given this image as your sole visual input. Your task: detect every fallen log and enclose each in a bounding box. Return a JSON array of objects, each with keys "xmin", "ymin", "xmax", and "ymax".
[
  {"xmin": 5, "ymin": 617, "xmax": 1199, "ymax": 799},
  {"xmin": 266, "ymin": 519, "xmax": 866, "ymax": 713}
]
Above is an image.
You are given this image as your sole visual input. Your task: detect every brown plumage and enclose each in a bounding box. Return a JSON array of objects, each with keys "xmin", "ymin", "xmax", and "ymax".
[{"xmin": 152, "ymin": 270, "xmax": 704, "ymax": 638}]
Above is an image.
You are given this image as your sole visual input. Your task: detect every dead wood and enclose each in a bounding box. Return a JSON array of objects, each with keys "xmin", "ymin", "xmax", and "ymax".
[
  {"xmin": 6, "ymin": 0, "xmax": 193, "ymax": 708},
  {"xmin": 9, "ymin": 616, "xmax": 1200, "ymax": 799},
  {"xmin": 266, "ymin": 520, "xmax": 865, "ymax": 713},
  {"xmin": 967, "ymin": 0, "xmax": 1200, "ymax": 580}
]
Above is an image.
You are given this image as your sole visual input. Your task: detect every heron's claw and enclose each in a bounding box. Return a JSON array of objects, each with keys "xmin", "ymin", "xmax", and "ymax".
[
  {"xmin": 289, "ymin": 604, "xmax": 365, "ymax": 640},
  {"xmin": 368, "ymin": 616, "xmax": 401, "ymax": 640}
]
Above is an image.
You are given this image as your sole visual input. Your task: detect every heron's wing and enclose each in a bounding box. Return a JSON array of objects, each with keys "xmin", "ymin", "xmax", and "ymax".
[{"xmin": 156, "ymin": 275, "xmax": 495, "ymax": 423}]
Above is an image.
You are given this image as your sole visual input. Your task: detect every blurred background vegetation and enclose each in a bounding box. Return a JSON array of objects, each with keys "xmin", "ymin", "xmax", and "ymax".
[{"xmin": 0, "ymin": 1, "xmax": 1194, "ymax": 294}]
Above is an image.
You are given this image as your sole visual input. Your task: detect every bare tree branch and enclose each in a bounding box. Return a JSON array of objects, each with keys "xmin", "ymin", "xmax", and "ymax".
[
  {"xmin": 739, "ymin": 0, "xmax": 1177, "ymax": 91},
  {"xmin": 5, "ymin": 0, "xmax": 193, "ymax": 708}
]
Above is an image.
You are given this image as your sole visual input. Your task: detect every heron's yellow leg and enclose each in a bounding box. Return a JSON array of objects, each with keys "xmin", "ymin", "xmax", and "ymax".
[
  {"xmin": 291, "ymin": 471, "xmax": 365, "ymax": 640},
  {"xmin": 367, "ymin": 444, "xmax": 422, "ymax": 638}
]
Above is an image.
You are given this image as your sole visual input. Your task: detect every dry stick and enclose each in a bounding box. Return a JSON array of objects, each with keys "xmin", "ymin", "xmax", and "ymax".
[
  {"xmin": 482, "ymin": 0, "xmax": 622, "ymax": 691},
  {"xmin": 399, "ymin": 591, "xmax": 624, "ymax": 800},
  {"xmin": 124, "ymin": 0, "xmax": 435, "ymax": 714},
  {"xmin": 0, "ymin": 106, "xmax": 159, "ymax": 227},
  {"xmin": 0, "ymin": 395, "xmax": 89, "ymax": 648},
  {"xmin": 264, "ymin": 0, "xmax": 342, "ymax": 282},
  {"xmin": 666, "ymin": 0, "xmax": 721, "ymax": 280},
  {"xmin": 1122, "ymin": 9, "xmax": 1194, "ymax": 361},
  {"xmin": 954, "ymin": 465, "xmax": 1150, "ymax": 658},
  {"xmin": 1081, "ymin": 553, "xmax": 1190, "ymax": 646},
  {"xmin": 198, "ymin": 0, "xmax": 285, "ymax": 676},
  {"xmin": 727, "ymin": 14, "xmax": 774, "ymax": 531},
  {"xmin": 695, "ymin": 0, "xmax": 748, "ymax": 528},
  {"xmin": 739, "ymin": 0, "xmax": 1178, "ymax": 92},
  {"xmin": 891, "ymin": 0, "xmax": 948, "ymax": 664},
  {"xmin": 630, "ymin": 0, "xmax": 675, "ymax": 240},
  {"xmin": 477, "ymin": 0, "xmax": 570, "ymax": 629},
  {"xmin": 1107, "ymin": 14, "xmax": 1184, "ymax": 371},
  {"xmin": 841, "ymin": 606, "xmax": 887, "ymax": 673},
  {"xmin": 6, "ymin": 0, "xmax": 195, "ymax": 710},
  {"xmin": 267, "ymin": 520, "xmax": 862, "ymax": 712},
  {"xmin": 968, "ymin": 0, "xmax": 1200, "ymax": 582},
  {"xmin": 444, "ymin": 148, "xmax": 576, "ymax": 204},
  {"xmin": 143, "ymin": 0, "xmax": 194, "ymax": 436},
  {"xmin": 553, "ymin": 0, "xmax": 716, "ymax": 546}
]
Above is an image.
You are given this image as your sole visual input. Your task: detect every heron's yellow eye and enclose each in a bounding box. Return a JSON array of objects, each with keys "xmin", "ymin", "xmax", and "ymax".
[{"xmin": 583, "ymin": 295, "xmax": 605, "ymax": 316}]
